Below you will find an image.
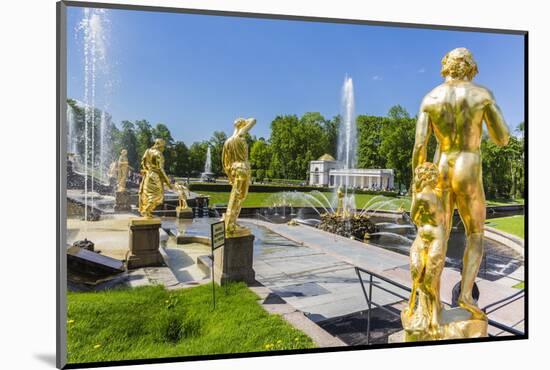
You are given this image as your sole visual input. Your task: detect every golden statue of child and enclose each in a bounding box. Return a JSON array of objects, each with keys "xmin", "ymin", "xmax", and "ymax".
[
  {"xmin": 138, "ymin": 139, "xmax": 173, "ymax": 218},
  {"xmin": 221, "ymin": 117, "xmax": 256, "ymax": 237},
  {"xmin": 402, "ymin": 162, "xmax": 447, "ymax": 337}
]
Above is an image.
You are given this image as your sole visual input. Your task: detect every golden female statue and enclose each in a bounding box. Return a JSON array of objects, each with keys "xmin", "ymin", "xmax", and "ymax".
[
  {"xmin": 222, "ymin": 117, "xmax": 256, "ymax": 237},
  {"xmin": 138, "ymin": 139, "xmax": 173, "ymax": 218},
  {"xmin": 409, "ymin": 48, "xmax": 510, "ymax": 337},
  {"xmin": 116, "ymin": 149, "xmax": 130, "ymax": 192},
  {"xmin": 402, "ymin": 162, "xmax": 447, "ymax": 336}
]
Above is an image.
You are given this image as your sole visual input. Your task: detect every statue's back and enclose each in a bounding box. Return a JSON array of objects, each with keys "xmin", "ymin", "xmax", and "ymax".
[{"xmin": 425, "ymin": 81, "xmax": 490, "ymax": 152}]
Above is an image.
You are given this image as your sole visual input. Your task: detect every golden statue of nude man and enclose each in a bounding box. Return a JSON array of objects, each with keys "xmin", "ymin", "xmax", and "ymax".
[{"xmin": 412, "ymin": 48, "xmax": 510, "ymax": 320}]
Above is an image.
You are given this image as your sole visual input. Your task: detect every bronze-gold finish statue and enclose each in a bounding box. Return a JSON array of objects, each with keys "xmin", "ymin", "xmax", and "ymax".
[
  {"xmin": 222, "ymin": 117, "xmax": 256, "ymax": 238},
  {"xmin": 402, "ymin": 162, "xmax": 447, "ymax": 337},
  {"xmin": 116, "ymin": 149, "xmax": 130, "ymax": 192},
  {"xmin": 407, "ymin": 47, "xmax": 510, "ymax": 340},
  {"xmin": 174, "ymin": 181, "xmax": 189, "ymax": 210},
  {"xmin": 138, "ymin": 138, "xmax": 173, "ymax": 218},
  {"xmin": 336, "ymin": 185, "xmax": 345, "ymax": 217}
]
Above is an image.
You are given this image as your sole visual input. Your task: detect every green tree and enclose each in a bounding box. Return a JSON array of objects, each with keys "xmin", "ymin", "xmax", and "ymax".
[
  {"xmin": 209, "ymin": 131, "xmax": 228, "ymax": 176},
  {"xmin": 481, "ymin": 133, "xmax": 524, "ymax": 199},
  {"xmin": 116, "ymin": 120, "xmax": 139, "ymax": 170},
  {"xmin": 188, "ymin": 141, "xmax": 208, "ymax": 176},
  {"xmin": 135, "ymin": 120, "xmax": 153, "ymax": 160},
  {"xmin": 269, "ymin": 113, "xmax": 329, "ymax": 180},
  {"xmin": 250, "ymin": 138, "xmax": 272, "ymax": 180},
  {"xmin": 171, "ymin": 141, "xmax": 190, "ymax": 177},
  {"xmin": 357, "ymin": 115, "xmax": 389, "ymax": 169},
  {"xmin": 323, "ymin": 115, "xmax": 340, "ymax": 158},
  {"xmin": 379, "ymin": 106, "xmax": 416, "ymax": 190}
]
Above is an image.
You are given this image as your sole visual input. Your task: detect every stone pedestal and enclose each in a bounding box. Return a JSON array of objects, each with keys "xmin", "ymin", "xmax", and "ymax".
[
  {"xmin": 176, "ymin": 206, "xmax": 194, "ymax": 219},
  {"xmin": 114, "ymin": 190, "xmax": 132, "ymax": 212},
  {"xmin": 213, "ymin": 234, "xmax": 255, "ymax": 285},
  {"xmin": 126, "ymin": 218, "xmax": 164, "ymax": 269},
  {"xmin": 402, "ymin": 307, "xmax": 487, "ymax": 341}
]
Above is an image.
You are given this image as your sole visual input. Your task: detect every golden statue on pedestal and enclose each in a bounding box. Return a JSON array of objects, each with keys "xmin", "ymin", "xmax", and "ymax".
[
  {"xmin": 138, "ymin": 139, "xmax": 173, "ymax": 218},
  {"xmin": 222, "ymin": 117, "xmax": 256, "ymax": 238},
  {"xmin": 336, "ymin": 185, "xmax": 345, "ymax": 217},
  {"xmin": 404, "ymin": 47, "xmax": 510, "ymax": 340},
  {"xmin": 116, "ymin": 149, "xmax": 130, "ymax": 192}
]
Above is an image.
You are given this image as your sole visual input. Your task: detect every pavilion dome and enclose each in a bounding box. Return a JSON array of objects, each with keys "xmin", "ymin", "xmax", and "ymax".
[{"xmin": 318, "ymin": 153, "xmax": 336, "ymax": 161}]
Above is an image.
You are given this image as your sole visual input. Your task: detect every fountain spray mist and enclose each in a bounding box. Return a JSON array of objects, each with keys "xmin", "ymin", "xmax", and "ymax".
[
  {"xmin": 338, "ymin": 76, "xmax": 357, "ymax": 170},
  {"xmin": 77, "ymin": 8, "xmax": 111, "ymax": 229},
  {"xmin": 204, "ymin": 146, "xmax": 212, "ymax": 174},
  {"xmin": 336, "ymin": 76, "xmax": 357, "ymax": 213}
]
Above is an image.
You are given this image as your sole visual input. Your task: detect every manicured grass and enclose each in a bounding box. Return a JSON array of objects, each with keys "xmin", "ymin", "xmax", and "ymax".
[
  {"xmin": 486, "ymin": 198, "xmax": 524, "ymax": 206},
  {"xmin": 67, "ymin": 283, "xmax": 315, "ymax": 364},
  {"xmin": 200, "ymin": 189, "xmax": 522, "ymax": 212},
  {"xmin": 202, "ymin": 190, "xmax": 409, "ymax": 211},
  {"xmin": 486, "ymin": 215, "xmax": 525, "ymax": 239},
  {"xmin": 513, "ymin": 281, "xmax": 525, "ymax": 289}
]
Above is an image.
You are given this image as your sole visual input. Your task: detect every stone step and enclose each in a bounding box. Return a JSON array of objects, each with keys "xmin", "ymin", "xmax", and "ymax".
[{"xmin": 197, "ymin": 254, "xmax": 213, "ymax": 276}]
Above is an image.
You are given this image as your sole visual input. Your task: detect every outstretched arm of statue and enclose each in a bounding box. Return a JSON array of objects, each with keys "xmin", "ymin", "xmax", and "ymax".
[
  {"xmin": 484, "ymin": 95, "xmax": 510, "ymax": 147},
  {"xmin": 412, "ymin": 110, "xmax": 432, "ymax": 181},
  {"xmin": 157, "ymin": 155, "xmax": 173, "ymax": 189},
  {"xmin": 240, "ymin": 117, "xmax": 256, "ymax": 134}
]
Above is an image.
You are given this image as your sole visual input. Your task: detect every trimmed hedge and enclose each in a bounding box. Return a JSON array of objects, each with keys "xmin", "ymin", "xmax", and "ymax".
[{"xmin": 188, "ymin": 182, "xmax": 398, "ymax": 197}]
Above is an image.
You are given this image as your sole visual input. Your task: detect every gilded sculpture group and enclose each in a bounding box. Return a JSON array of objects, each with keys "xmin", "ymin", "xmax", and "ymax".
[
  {"xmin": 403, "ymin": 47, "xmax": 510, "ymax": 340},
  {"xmin": 131, "ymin": 47, "xmax": 511, "ymax": 341},
  {"xmin": 136, "ymin": 117, "xmax": 256, "ymax": 238}
]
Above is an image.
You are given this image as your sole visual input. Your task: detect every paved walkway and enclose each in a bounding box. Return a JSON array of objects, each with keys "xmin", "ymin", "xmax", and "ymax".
[{"xmin": 243, "ymin": 219, "xmax": 524, "ymax": 335}]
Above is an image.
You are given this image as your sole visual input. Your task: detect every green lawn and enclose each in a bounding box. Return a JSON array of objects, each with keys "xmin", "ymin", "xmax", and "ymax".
[
  {"xmin": 67, "ymin": 283, "xmax": 315, "ymax": 364},
  {"xmin": 486, "ymin": 198, "xmax": 524, "ymax": 206},
  {"xmin": 486, "ymin": 215, "xmax": 525, "ymax": 239},
  {"xmin": 513, "ymin": 281, "xmax": 525, "ymax": 289},
  {"xmin": 202, "ymin": 190, "xmax": 410, "ymax": 211},
  {"xmin": 201, "ymin": 189, "xmax": 522, "ymax": 213}
]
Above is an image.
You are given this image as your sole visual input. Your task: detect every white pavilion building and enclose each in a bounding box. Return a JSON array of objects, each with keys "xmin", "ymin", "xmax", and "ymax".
[{"xmin": 309, "ymin": 154, "xmax": 394, "ymax": 190}]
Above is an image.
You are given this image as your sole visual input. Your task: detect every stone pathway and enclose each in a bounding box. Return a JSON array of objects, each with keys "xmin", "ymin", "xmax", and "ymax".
[{"xmin": 243, "ymin": 219, "xmax": 525, "ymax": 336}]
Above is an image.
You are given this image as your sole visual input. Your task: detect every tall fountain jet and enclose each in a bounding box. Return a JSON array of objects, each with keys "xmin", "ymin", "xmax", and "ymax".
[
  {"xmin": 204, "ymin": 146, "xmax": 212, "ymax": 174},
  {"xmin": 201, "ymin": 146, "xmax": 215, "ymax": 182},
  {"xmin": 76, "ymin": 8, "xmax": 112, "ymax": 225},
  {"xmin": 336, "ymin": 76, "xmax": 357, "ymax": 214}
]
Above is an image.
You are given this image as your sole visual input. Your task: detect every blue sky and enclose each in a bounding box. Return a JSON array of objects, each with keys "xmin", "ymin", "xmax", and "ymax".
[{"xmin": 67, "ymin": 7, "xmax": 525, "ymax": 145}]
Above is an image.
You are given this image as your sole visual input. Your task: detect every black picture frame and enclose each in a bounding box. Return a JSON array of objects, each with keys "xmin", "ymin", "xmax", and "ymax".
[{"xmin": 56, "ymin": 1, "xmax": 528, "ymax": 368}]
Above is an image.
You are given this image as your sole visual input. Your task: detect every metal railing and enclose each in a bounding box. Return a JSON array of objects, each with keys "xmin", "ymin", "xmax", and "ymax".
[{"xmin": 354, "ymin": 266, "xmax": 524, "ymax": 344}]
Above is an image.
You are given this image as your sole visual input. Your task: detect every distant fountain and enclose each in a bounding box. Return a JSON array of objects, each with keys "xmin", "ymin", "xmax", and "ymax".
[
  {"xmin": 205, "ymin": 146, "xmax": 212, "ymax": 173},
  {"xmin": 200, "ymin": 146, "xmax": 215, "ymax": 182},
  {"xmin": 335, "ymin": 76, "xmax": 357, "ymax": 214}
]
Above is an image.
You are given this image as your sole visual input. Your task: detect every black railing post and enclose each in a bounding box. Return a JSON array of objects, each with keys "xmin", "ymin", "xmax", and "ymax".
[{"xmin": 366, "ymin": 274, "xmax": 373, "ymax": 344}]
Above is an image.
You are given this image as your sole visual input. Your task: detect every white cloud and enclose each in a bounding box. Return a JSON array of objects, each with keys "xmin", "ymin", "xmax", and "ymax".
[
  {"xmin": 418, "ymin": 68, "xmax": 426, "ymax": 73},
  {"xmin": 372, "ymin": 75, "xmax": 383, "ymax": 81}
]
